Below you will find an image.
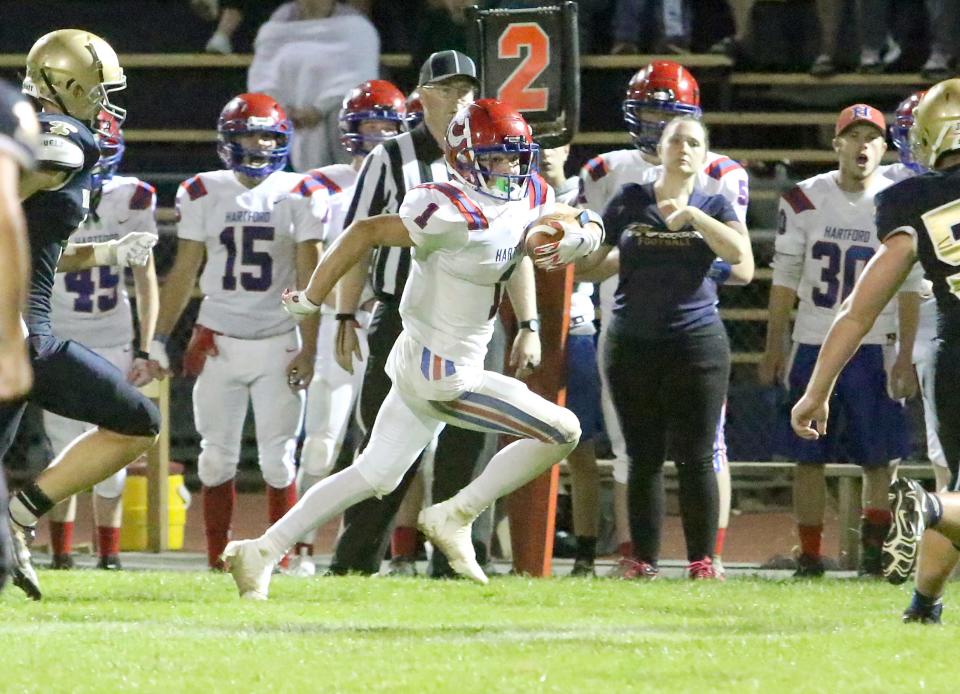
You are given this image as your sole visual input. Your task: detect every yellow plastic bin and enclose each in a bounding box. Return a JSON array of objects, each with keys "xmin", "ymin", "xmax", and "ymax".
[{"xmin": 120, "ymin": 460, "xmax": 189, "ymax": 551}]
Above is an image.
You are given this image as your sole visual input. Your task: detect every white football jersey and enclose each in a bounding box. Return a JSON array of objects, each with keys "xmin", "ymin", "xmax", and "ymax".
[
  {"xmin": 176, "ymin": 169, "xmax": 326, "ymax": 339},
  {"xmin": 50, "ymin": 175, "xmax": 157, "ymax": 348},
  {"xmin": 773, "ymin": 165, "xmax": 922, "ymax": 345},
  {"xmin": 397, "ymin": 176, "xmax": 555, "ymax": 365},
  {"xmin": 305, "ymin": 163, "xmax": 357, "ymax": 246},
  {"xmin": 578, "ymin": 147, "xmax": 750, "ymax": 317}
]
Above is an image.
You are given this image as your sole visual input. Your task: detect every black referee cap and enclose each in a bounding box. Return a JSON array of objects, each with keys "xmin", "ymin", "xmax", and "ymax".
[{"xmin": 418, "ymin": 50, "xmax": 480, "ymax": 90}]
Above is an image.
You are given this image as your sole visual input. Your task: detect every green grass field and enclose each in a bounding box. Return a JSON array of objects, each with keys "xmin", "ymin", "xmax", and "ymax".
[{"xmin": 0, "ymin": 571, "xmax": 953, "ymax": 693}]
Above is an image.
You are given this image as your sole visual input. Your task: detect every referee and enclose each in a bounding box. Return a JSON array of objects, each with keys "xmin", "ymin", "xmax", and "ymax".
[{"xmin": 330, "ymin": 50, "xmax": 490, "ymax": 576}]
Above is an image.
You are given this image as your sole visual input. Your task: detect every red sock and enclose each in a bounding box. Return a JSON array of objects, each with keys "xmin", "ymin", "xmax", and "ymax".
[
  {"xmin": 267, "ymin": 483, "xmax": 297, "ymax": 568},
  {"xmin": 295, "ymin": 542, "xmax": 313, "ymax": 556},
  {"xmin": 50, "ymin": 520, "xmax": 74, "ymax": 556},
  {"xmin": 714, "ymin": 527, "xmax": 726, "ymax": 556},
  {"xmin": 97, "ymin": 526, "xmax": 121, "ymax": 557},
  {"xmin": 617, "ymin": 541, "xmax": 634, "ymax": 559},
  {"xmin": 203, "ymin": 480, "xmax": 236, "ymax": 569},
  {"xmin": 863, "ymin": 507, "xmax": 893, "ymax": 547},
  {"xmin": 391, "ymin": 526, "xmax": 418, "ymax": 559},
  {"xmin": 798, "ymin": 524, "xmax": 823, "ymax": 558}
]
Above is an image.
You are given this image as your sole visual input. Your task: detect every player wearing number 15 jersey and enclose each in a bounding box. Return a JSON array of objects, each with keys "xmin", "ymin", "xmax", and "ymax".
[
  {"xmin": 762, "ymin": 103, "xmax": 922, "ymax": 578},
  {"xmin": 153, "ymin": 93, "xmax": 326, "ymax": 569}
]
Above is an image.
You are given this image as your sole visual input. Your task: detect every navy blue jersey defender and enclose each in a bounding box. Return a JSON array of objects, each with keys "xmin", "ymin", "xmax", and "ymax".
[
  {"xmin": 876, "ymin": 164, "xmax": 960, "ymax": 481},
  {"xmin": 0, "ymin": 111, "xmax": 159, "ymax": 460},
  {"xmin": 601, "ymin": 182, "xmax": 738, "ymax": 339}
]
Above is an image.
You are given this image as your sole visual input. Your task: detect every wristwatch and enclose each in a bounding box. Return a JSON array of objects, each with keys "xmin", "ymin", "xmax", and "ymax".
[{"xmin": 518, "ymin": 318, "xmax": 540, "ymax": 333}]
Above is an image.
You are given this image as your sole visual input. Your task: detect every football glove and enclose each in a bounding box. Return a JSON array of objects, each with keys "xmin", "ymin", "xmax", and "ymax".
[
  {"xmin": 281, "ymin": 289, "xmax": 322, "ymax": 320},
  {"xmin": 532, "ymin": 209, "xmax": 604, "ymax": 270},
  {"xmin": 93, "ymin": 232, "xmax": 157, "ymax": 267}
]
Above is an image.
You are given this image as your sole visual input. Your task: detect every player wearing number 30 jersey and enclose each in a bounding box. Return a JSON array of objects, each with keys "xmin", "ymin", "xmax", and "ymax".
[
  {"xmin": 222, "ymin": 99, "xmax": 601, "ymax": 599},
  {"xmin": 765, "ymin": 103, "xmax": 922, "ymax": 578},
  {"xmin": 153, "ymin": 93, "xmax": 326, "ymax": 570}
]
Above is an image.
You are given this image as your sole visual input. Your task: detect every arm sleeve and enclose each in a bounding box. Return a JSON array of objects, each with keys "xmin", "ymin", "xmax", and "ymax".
[
  {"xmin": 35, "ymin": 134, "xmax": 83, "ymax": 171},
  {"xmin": 714, "ymin": 163, "xmax": 750, "ymax": 224},
  {"xmin": 344, "ymin": 144, "xmax": 394, "ymax": 225},
  {"xmin": 399, "ymin": 186, "xmax": 470, "ymax": 254},
  {"xmin": 771, "ymin": 196, "xmax": 806, "ymax": 290},
  {"xmin": 876, "ymin": 184, "xmax": 917, "ymax": 242},
  {"xmin": 175, "ymin": 180, "xmax": 206, "ymax": 242},
  {"xmin": 128, "ymin": 181, "xmax": 158, "ymax": 236},
  {"xmin": 292, "ymin": 188, "xmax": 327, "ymax": 243}
]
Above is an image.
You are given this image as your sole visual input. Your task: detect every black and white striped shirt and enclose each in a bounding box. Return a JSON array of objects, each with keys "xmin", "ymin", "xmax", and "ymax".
[{"xmin": 344, "ymin": 123, "xmax": 447, "ymax": 300}]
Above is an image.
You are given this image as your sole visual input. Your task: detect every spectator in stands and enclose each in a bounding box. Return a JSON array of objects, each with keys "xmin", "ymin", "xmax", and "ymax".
[
  {"xmin": 611, "ymin": 0, "xmax": 690, "ymax": 55},
  {"xmin": 576, "ymin": 116, "xmax": 752, "ymax": 580},
  {"xmin": 809, "ymin": 0, "xmax": 843, "ymax": 76},
  {"xmin": 760, "ymin": 104, "xmax": 921, "ymax": 577},
  {"xmin": 489, "ymin": 0, "xmax": 613, "ymax": 54},
  {"xmin": 860, "ymin": 0, "xmax": 957, "ymax": 79},
  {"xmin": 247, "ymin": 0, "xmax": 380, "ymax": 170},
  {"xmin": 194, "ymin": 0, "xmax": 286, "ymax": 55},
  {"xmin": 709, "ymin": 0, "xmax": 756, "ymax": 62}
]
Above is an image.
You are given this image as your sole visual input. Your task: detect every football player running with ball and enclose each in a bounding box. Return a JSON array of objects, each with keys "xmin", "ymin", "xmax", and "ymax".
[
  {"xmin": 223, "ymin": 99, "xmax": 601, "ymax": 599},
  {"xmin": 153, "ymin": 93, "xmax": 326, "ymax": 570}
]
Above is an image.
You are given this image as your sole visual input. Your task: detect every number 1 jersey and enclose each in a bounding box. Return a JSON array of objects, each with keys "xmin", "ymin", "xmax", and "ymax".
[
  {"xmin": 175, "ymin": 169, "xmax": 326, "ymax": 339},
  {"xmin": 774, "ymin": 165, "xmax": 922, "ymax": 345},
  {"xmin": 50, "ymin": 175, "xmax": 157, "ymax": 348}
]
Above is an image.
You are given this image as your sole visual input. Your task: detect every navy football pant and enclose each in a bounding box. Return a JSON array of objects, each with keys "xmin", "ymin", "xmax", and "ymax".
[{"xmin": 0, "ymin": 334, "xmax": 161, "ymax": 461}]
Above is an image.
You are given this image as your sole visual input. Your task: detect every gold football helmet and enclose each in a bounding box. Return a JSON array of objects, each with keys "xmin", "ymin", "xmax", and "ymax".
[
  {"xmin": 910, "ymin": 78, "xmax": 960, "ymax": 169},
  {"xmin": 23, "ymin": 29, "xmax": 126, "ymax": 128}
]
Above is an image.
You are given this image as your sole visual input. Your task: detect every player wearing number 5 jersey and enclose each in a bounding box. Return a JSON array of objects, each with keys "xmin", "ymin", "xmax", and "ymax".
[
  {"xmin": 761, "ymin": 103, "xmax": 922, "ymax": 578},
  {"xmin": 43, "ymin": 113, "xmax": 160, "ymax": 570},
  {"xmin": 153, "ymin": 93, "xmax": 326, "ymax": 569},
  {"xmin": 222, "ymin": 99, "xmax": 600, "ymax": 599}
]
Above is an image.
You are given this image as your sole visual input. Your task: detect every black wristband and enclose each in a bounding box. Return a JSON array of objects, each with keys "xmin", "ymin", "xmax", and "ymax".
[
  {"xmin": 135, "ymin": 349, "xmax": 150, "ymax": 360},
  {"xmin": 335, "ymin": 313, "xmax": 357, "ymax": 322}
]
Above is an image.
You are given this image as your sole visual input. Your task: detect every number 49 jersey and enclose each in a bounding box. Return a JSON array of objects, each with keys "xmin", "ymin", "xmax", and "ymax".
[
  {"xmin": 176, "ymin": 169, "xmax": 326, "ymax": 339},
  {"xmin": 877, "ymin": 164, "xmax": 960, "ymax": 338},
  {"xmin": 775, "ymin": 165, "xmax": 922, "ymax": 345},
  {"xmin": 50, "ymin": 175, "xmax": 157, "ymax": 348},
  {"xmin": 398, "ymin": 177, "xmax": 554, "ymax": 365}
]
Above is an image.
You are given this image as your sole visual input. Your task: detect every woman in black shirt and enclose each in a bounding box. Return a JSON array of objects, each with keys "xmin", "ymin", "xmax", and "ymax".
[{"xmin": 577, "ymin": 116, "xmax": 753, "ymax": 579}]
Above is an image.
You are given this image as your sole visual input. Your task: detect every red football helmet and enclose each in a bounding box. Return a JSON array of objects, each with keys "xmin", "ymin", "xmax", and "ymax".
[
  {"xmin": 406, "ymin": 89, "xmax": 424, "ymax": 129},
  {"xmin": 338, "ymin": 80, "xmax": 406, "ymax": 155},
  {"xmin": 92, "ymin": 109, "xmax": 124, "ymax": 189},
  {"xmin": 891, "ymin": 90, "xmax": 927, "ymax": 173},
  {"xmin": 445, "ymin": 98, "xmax": 538, "ymax": 201},
  {"xmin": 623, "ymin": 61, "xmax": 702, "ymax": 153},
  {"xmin": 217, "ymin": 92, "xmax": 292, "ymax": 178}
]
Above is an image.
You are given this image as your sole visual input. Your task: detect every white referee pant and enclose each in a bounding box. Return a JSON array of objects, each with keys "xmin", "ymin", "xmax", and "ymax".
[
  {"xmin": 193, "ymin": 330, "xmax": 301, "ymax": 489},
  {"xmin": 301, "ymin": 308, "xmax": 370, "ymax": 481},
  {"xmin": 43, "ymin": 343, "xmax": 132, "ymax": 499}
]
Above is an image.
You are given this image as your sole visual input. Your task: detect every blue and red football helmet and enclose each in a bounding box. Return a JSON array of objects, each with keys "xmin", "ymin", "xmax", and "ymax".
[
  {"xmin": 217, "ymin": 92, "xmax": 292, "ymax": 178},
  {"xmin": 623, "ymin": 61, "xmax": 702, "ymax": 154},
  {"xmin": 92, "ymin": 109, "xmax": 124, "ymax": 190},
  {"xmin": 445, "ymin": 98, "xmax": 539, "ymax": 201},
  {"xmin": 338, "ymin": 80, "xmax": 407, "ymax": 155},
  {"xmin": 891, "ymin": 91, "xmax": 927, "ymax": 173}
]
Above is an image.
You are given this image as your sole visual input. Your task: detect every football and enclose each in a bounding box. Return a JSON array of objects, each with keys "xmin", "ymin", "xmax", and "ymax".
[{"xmin": 524, "ymin": 202, "xmax": 580, "ymax": 256}]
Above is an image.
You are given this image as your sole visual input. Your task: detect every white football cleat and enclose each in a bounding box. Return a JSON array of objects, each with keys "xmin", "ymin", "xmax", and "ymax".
[
  {"xmin": 418, "ymin": 501, "xmax": 487, "ymax": 585},
  {"xmin": 221, "ymin": 539, "xmax": 275, "ymax": 600},
  {"xmin": 9, "ymin": 519, "xmax": 41, "ymax": 600},
  {"xmin": 284, "ymin": 554, "xmax": 316, "ymax": 578}
]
